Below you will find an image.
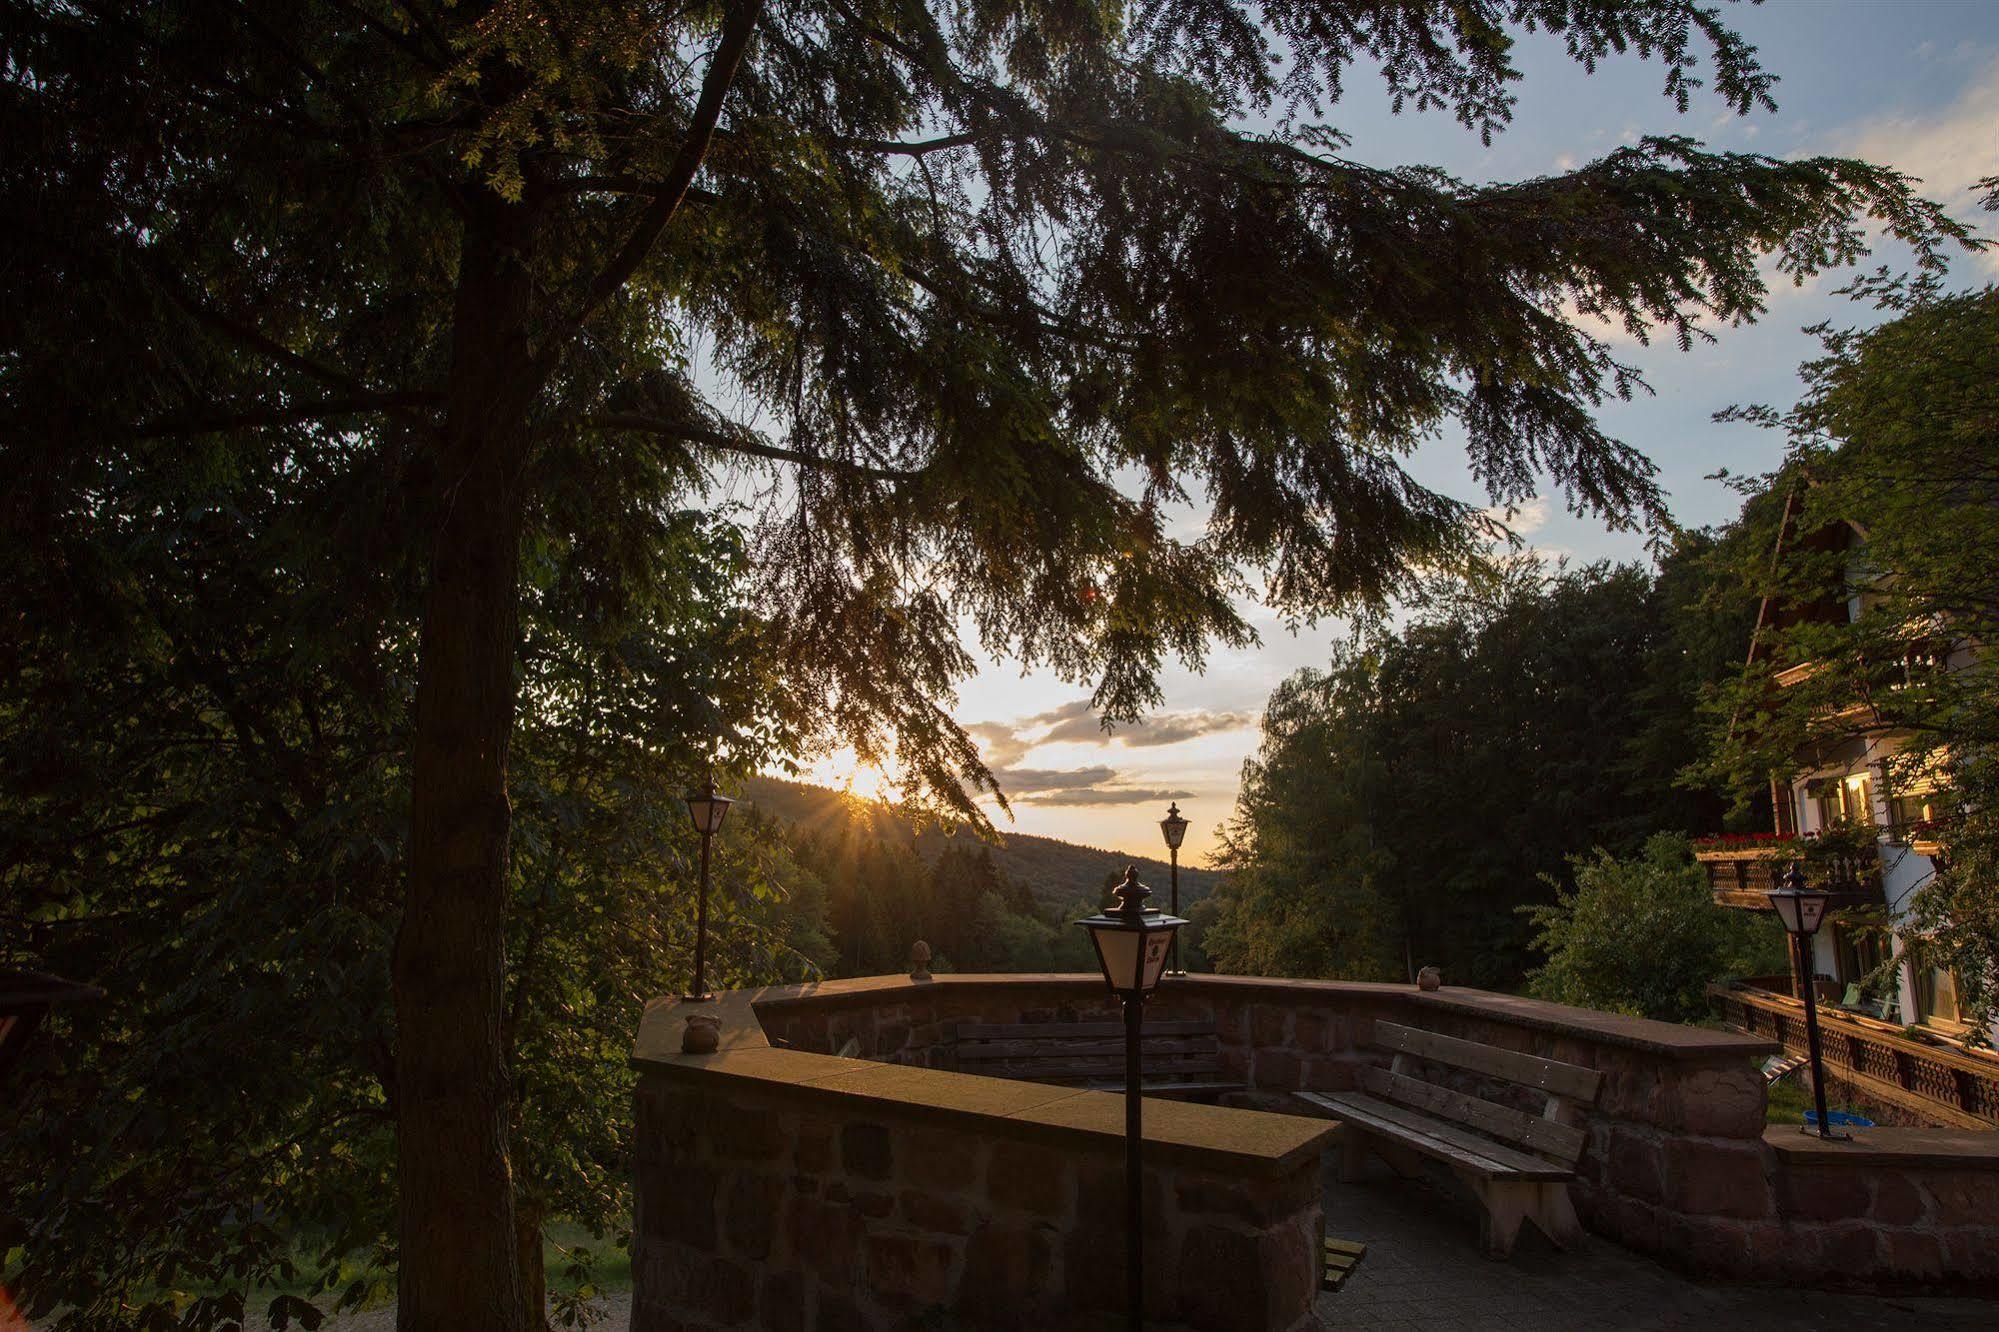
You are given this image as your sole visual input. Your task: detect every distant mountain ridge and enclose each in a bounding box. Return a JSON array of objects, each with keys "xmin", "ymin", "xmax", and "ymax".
[{"xmin": 740, "ymin": 775, "xmax": 1225, "ymax": 913}]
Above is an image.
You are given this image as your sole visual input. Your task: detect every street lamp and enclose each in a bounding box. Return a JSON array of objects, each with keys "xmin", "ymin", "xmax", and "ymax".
[
  {"xmin": 1158, "ymin": 802, "xmax": 1190, "ymax": 978},
  {"xmin": 1768, "ymin": 861, "xmax": 1847, "ymax": 1140},
  {"xmin": 1076, "ymin": 867, "xmax": 1185, "ymax": 1332},
  {"xmin": 682, "ymin": 777, "xmax": 734, "ymax": 1002}
]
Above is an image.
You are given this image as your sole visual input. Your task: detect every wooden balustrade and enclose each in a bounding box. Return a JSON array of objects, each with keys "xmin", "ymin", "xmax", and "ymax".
[
  {"xmin": 1693, "ymin": 845, "xmax": 1885, "ymax": 910},
  {"xmin": 1711, "ymin": 981, "xmax": 1999, "ymax": 1128}
]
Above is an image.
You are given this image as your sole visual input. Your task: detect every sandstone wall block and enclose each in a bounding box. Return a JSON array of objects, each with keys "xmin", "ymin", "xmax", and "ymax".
[
  {"xmin": 840, "ymin": 1120, "xmax": 894, "ymax": 1180},
  {"xmin": 1664, "ymin": 1138, "xmax": 1773, "ymax": 1220}
]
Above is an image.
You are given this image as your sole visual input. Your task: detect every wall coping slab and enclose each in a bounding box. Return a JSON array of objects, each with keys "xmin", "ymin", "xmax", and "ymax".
[
  {"xmin": 641, "ymin": 971, "xmax": 1779, "ymax": 1062},
  {"xmin": 1765, "ymin": 1125, "xmax": 1999, "ymax": 1171},
  {"xmin": 632, "ymin": 983, "xmax": 1334, "ymax": 1177}
]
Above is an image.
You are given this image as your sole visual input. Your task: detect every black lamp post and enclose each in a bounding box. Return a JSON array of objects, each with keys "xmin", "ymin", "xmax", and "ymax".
[
  {"xmin": 682, "ymin": 777, "xmax": 734, "ymax": 1002},
  {"xmin": 1077, "ymin": 867, "xmax": 1185, "ymax": 1332},
  {"xmin": 1158, "ymin": 802, "xmax": 1190, "ymax": 978},
  {"xmin": 1768, "ymin": 861, "xmax": 1847, "ymax": 1140}
]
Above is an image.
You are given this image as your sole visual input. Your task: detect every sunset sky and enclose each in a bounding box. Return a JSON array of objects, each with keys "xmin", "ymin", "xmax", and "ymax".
[{"xmin": 933, "ymin": 0, "xmax": 1999, "ymax": 865}]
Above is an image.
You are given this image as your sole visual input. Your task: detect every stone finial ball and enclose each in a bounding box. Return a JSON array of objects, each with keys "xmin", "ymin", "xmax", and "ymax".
[
  {"xmin": 909, "ymin": 940, "xmax": 933, "ymax": 981},
  {"xmin": 1417, "ymin": 966, "xmax": 1442, "ymax": 992}
]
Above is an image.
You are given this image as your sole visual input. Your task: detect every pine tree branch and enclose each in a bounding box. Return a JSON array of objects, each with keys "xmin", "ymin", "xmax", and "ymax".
[
  {"xmin": 140, "ymin": 391, "xmax": 441, "ymax": 437},
  {"xmin": 580, "ymin": 414, "xmax": 918, "ymax": 482},
  {"xmin": 145, "ymin": 263, "xmax": 435, "ymax": 430},
  {"xmin": 557, "ymin": 1, "xmax": 763, "ymax": 344}
]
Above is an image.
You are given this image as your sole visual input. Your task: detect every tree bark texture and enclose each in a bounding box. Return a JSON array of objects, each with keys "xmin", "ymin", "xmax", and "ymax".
[
  {"xmin": 394, "ymin": 198, "xmax": 540, "ymax": 1332},
  {"xmin": 518, "ymin": 1200, "xmax": 549, "ymax": 1331}
]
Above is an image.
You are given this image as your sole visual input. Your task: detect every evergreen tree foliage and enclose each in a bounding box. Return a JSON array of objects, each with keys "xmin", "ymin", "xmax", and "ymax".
[{"xmin": 1, "ymin": 1, "xmax": 1976, "ymax": 1323}]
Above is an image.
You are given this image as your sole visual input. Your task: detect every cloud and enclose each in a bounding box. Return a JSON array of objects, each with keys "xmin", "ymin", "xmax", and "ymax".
[
  {"xmin": 1024, "ymin": 698, "xmax": 1257, "ymax": 749},
  {"xmin": 992, "ymin": 765, "xmax": 1118, "ymax": 793},
  {"xmin": 1480, "ymin": 495, "xmax": 1550, "ymax": 539},
  {"xmin": 1018, "ymin": 786, "xmax": 1197, "ymax": 807},
  {"xmin": 966, "ymin": 719, "xmax": 1033, "ymax": 769},
  {"xmin": 985, "ymin": 759, "xmax": 1194, "ymax": 808},
  {"xmin": 1835, "ymin": 53, "xmax": 1999, "ymax": 272},
  {"xmin": 1119, "ymin": 711, "xmax": 1259, "ymax": 747}
]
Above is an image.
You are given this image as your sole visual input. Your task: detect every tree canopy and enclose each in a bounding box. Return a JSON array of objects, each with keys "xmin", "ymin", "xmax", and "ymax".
[
  {"xmin": 1521, "ymin": 834, "xmax": 1784, "ymax": 1024},
  {"xmin": 1202, "ymin": 548, "xmax": 1760, "ymax": 987},
  {"xmin": 0, "ymin": 1, "xmax": 1980, "ymax": 1325}
]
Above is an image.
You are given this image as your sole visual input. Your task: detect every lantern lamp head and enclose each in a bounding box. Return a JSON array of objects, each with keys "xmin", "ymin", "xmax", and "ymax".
[
  {"xmin": 1159, "ymin": 802, "xmax": 1190, "ymax": 852},
  {"xmin": 1767, "ymin": 861, "xmax": 1833, "ymax": 937},
  {"xmin": 1075, "ymin": 866, "xmax": 1185, "ymax": 997},
  {"xmin": 684, "ymin": 778, "xmax": 734, "ymax": 837}
]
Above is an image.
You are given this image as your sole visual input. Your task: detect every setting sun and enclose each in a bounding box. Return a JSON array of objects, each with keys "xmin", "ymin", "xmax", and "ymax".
[{"xmin": 800, "ymin": 748, "xmax": 894, "ymax": 803}]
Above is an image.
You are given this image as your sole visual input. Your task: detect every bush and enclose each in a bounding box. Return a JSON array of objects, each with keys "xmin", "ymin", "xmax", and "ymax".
[{"xmin": 1521, "ymin": 834, "xmax": 1787, "ymax": 1023}]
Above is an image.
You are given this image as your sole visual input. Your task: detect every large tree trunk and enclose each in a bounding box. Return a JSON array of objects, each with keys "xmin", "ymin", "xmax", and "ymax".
[
  {"xmin": 517, "ymin": 1199, "xmax": 549, "ymax": 1331},
  {"xmin": 394, "ymin": 197, "xmax": 539, "ymax": 1332}
]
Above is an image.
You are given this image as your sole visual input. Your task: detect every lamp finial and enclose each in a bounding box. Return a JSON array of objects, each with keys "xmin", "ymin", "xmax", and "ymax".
[{"xmin": 1112, "ymin": 865, "xmax": 1152, "ymax": 917}]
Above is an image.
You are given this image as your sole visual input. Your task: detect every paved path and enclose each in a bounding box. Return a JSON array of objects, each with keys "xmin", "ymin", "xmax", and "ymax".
[{"xmin": 1315, "ymin": 1159, "xmax": 1999, "ymax": 1331}]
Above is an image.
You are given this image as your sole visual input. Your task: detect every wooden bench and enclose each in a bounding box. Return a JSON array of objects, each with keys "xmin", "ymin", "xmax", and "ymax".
[
  {"xmin": 1298, "ymin": 1021, "xmax": 1603, "ymax": 1259},
  {"xmin": 952, "ymin": 1019, "xmax": 1245, "ymax": 1099}
]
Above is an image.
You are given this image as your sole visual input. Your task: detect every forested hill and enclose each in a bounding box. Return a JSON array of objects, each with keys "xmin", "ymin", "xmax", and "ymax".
[{"xmin": 740, "ymin": 776, "xmax": 1225, "ymax": 912}]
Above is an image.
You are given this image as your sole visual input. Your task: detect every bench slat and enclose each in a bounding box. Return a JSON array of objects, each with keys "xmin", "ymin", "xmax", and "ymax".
[
  {"xmin": 1372, "ymin": 1022, "xmax": 1602, "ymax": 1102},
  {"xmin": 954, "ymin": 1020, "xmax": 1216, "ymax": 1041},
  {"xmin": 1361, "ymin": 1067, "xmax": 1586, "ymax": 1165},
  {"xmin": 957, "ymin": 1036, "xmax": 1217, "ymax": 1061},
  {"xmin": 1301, "ymin": 1091, "xmax": 1572, "ymax": 1182}
]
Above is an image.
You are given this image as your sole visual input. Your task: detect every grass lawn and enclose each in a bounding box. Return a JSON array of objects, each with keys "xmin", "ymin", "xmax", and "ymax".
[{"xmin": 1764, "ymin": 1076, "xmax": 1872, "ymax": 1127}]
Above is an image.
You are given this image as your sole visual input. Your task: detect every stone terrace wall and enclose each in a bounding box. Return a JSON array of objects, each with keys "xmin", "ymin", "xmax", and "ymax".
[
  {"xmin": 737, "ymin": 975, "xmax": 1999, "ymax": 1292},
  {"xmin": 632, "ymin": 1068, "xmax": 1325, "ymax": 1331},
  {"xmin": 1751, "ymin": 1132, "xmax": 1999, "ymax": 1290}
]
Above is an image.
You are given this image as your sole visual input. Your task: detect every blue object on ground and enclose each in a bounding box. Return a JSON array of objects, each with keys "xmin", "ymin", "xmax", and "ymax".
[{"xmin": 1804, "ymin": 1109, "xmax": 1875, "ymax": 1128}]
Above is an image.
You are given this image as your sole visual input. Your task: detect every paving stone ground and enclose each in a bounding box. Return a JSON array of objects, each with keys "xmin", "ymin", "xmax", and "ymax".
[{"xmin": 1315, "ymin": 1155, "xmax": 1999, "ymax": 1331}]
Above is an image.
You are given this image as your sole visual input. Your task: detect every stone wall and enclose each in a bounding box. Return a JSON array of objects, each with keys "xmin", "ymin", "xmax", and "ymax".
[
  {"xmin": 631, "ymin": 1069, "xmax": 1325, "ymax": 1331},
  {"xmin": 636, "ymin": 974, "xmax": 1999, "ymax": 1315},
  {"xmin": 1760, "ymin": 1135, "xmax": 1999, "ymax": 1290}
]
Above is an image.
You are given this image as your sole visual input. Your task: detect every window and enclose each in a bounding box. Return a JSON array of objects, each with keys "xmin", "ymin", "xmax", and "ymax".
[
  {"xmin": 1914, "ymin": 957, "xmax": 1965, "ymax": 1030},
  {"xmin": 1834, "ymin": 919, "xmax": 1892, "ymax": 989},
  {"xmin": 1890, "ymin": 792, "xmax": 1936, "ymax": 825},
  {"xmin": 1811, "ymin": 772, "xmax": 1875, "ymax": 829}
]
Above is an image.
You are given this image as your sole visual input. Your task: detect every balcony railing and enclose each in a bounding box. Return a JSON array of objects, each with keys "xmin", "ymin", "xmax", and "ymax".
[
  {"xmin": 1692, "ymin": 841, "xmax": 1885, "ymax": 910},
  {"xmin": 1711, "ymin": 980, "xmax": 1999, "ymax": 1129}
]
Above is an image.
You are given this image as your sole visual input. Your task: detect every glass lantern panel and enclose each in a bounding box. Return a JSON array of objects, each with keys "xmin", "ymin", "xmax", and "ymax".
[
  {"xmin": 1138, "ymin": 927, "xmax": 1177, "ymax": 990},
  {"xmin": 687, "ymin": 796, "xmax": 733, "ymax": 835},
  {"xmin": 1091, "ymin": 927, "xmax": 1145, "ymax": 992}
]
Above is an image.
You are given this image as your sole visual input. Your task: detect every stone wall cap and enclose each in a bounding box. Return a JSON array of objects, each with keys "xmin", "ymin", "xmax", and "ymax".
[
  {"xmin": 1765, "ymin": 1125, "xmax": 1999, "ymax": 1171},
  {"xmin": 631, "ymin": 986, "xmax": 1334, "ymax": 1176},
  {"xmin": 634, "ymin": 974, "xmax": 1781, "ymax": 1074},
  {"xmin": 1404, "ymin": 988, "xmax": 1780, "ymax": 1061}
]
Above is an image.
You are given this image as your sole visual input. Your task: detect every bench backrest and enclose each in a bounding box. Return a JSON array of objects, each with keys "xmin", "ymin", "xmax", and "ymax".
[
  {"xmin": 954, "ymin": 1019, "xmax": 1221, "ymax": 1084},
  {"xmin": 1365, "ymin": 1021, "xmax": 1604, "ymax": 1167}
]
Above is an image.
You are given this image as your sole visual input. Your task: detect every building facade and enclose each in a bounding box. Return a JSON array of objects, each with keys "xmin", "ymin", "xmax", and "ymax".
[{"xmin": 1700, "ymin": 488, "xmax": 1997, "ymax": 1125}]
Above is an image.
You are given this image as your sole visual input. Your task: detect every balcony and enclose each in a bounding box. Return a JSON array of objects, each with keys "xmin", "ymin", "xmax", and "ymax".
[
  {"xmin": 1711, "ymin": 979, "xmax": 1999, "ymax": 1129},
  {"xmin": 1692, "ymin": 839, "xmax": 1885, "ymax": 911}
]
